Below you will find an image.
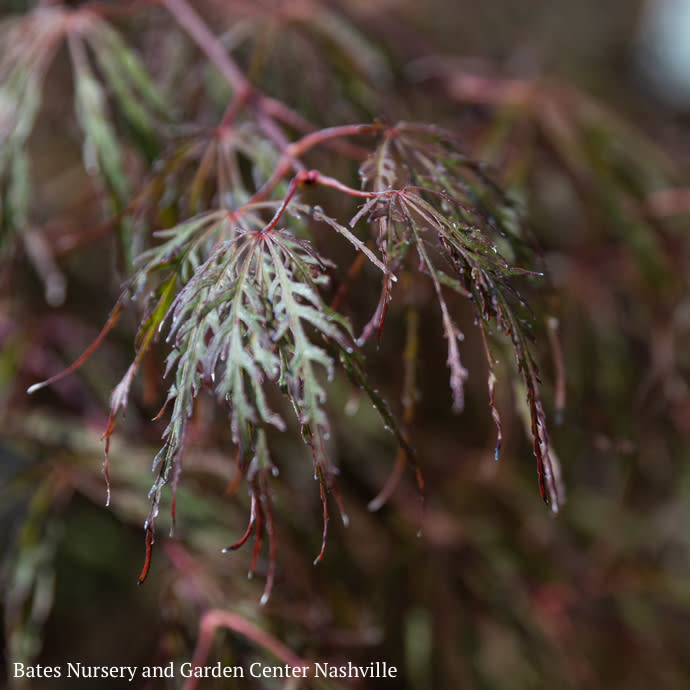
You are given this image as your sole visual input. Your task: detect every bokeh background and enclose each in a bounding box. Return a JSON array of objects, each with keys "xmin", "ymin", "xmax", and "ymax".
[{"xmin": 2, "ymin": 1, "xmax": 690, "ymax": 688}]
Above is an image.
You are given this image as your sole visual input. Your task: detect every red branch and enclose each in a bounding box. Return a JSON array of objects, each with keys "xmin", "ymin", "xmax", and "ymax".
[
  {"xmin": 27, "ymin": 301, "xmax": 123, "ymax": 395},
  {"xmin": 163, "ymin": 0, "xmax": 248, "ymax": 95},
  {"xmin": 257, "ymin": 167, "xmax": 384, "ymax": 236},
  {"xmin": 182, "ymin": 610, "xmax": 309, "ymax": 690}
]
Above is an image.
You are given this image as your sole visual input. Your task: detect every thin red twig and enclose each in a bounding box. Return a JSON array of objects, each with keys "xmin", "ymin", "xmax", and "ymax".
[
  {"xmin": 259, "ymin": 168, "xmax": 383, "ymax": 236},
  {"xmin": 26, "ymin": 301, "xmax": 124, "ymax": 395},
  {"xmin": 163, "ymin": 0, "xmax": 247, "ymax": 94},
  {"xmin": 246, "ymin": 124, "xmax": 385, "ymax": 207},
  {"xmin": 222, "ymin": 493, "xmax": 257, "ymax": 552},
  {"xmin": 313, "ymin": 464, "xmax": 330, "ymax": 565},
  {"xmin": 138, "ymin": 525, "xmax": 155, "ymax": 584},
  {"xmin": 260, "ymin": 483, "xmax": 276, "ymax": 605},
  {"xmin": 181, "ymin": 610, "xmax": 309, "ymax": 690}
]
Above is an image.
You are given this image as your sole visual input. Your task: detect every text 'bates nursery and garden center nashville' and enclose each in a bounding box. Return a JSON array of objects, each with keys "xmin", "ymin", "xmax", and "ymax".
[{"xmin": 12, "ymin": 660, "xmax": 399, "ymax": 681}]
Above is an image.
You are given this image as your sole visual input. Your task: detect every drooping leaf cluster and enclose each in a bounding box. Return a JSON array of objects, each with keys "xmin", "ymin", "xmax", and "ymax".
[
  {"xmin": 116, "ymin": 201, "xmax": 367, "ymax": 590},
  {"xmin": 0, "ymin": 5, "xmax": 168, "ymax": 258},
  {"xmin": 12, "ymin": 1, "xmax": 566, "ymax": 595},
  {"xmin": 356, "ymin": 124, "xmax": 564, "ymax": 509},
  {"xmin": 4, "ymin": 2, "xmax": 690, "ymax": 687}
]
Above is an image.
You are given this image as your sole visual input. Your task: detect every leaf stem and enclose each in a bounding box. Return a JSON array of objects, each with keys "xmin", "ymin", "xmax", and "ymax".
[
  {"xmin": 246, "ymin": 124, "xmax": 386, "ymax": 207},
  {"xmin": 260, "ymin": 169, "xmax": 383, "ymax": 235},
  {"xmin": 27, "ymin": 301, "xmax": 124, "ymax": 394}
]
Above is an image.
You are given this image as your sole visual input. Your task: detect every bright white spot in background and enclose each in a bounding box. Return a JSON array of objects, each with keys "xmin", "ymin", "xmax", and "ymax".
[{"xmin": 637, "ymin": 0, "xmax": 690, "ymax": 107}]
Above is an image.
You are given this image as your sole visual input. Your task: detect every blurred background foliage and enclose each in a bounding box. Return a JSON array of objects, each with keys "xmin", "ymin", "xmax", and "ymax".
[{"xmin": 1, "ymin": 0, "xmax": 690, "ymax": 689}]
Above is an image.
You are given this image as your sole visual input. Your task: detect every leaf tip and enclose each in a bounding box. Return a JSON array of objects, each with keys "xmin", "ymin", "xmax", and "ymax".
[
  {"xmin": 26, "ymin": 382, "xmax": 46, "ymax": 395},
  {"xmin": 367, "ymin": 497, "xmax": 384, "ymax": 512}
]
